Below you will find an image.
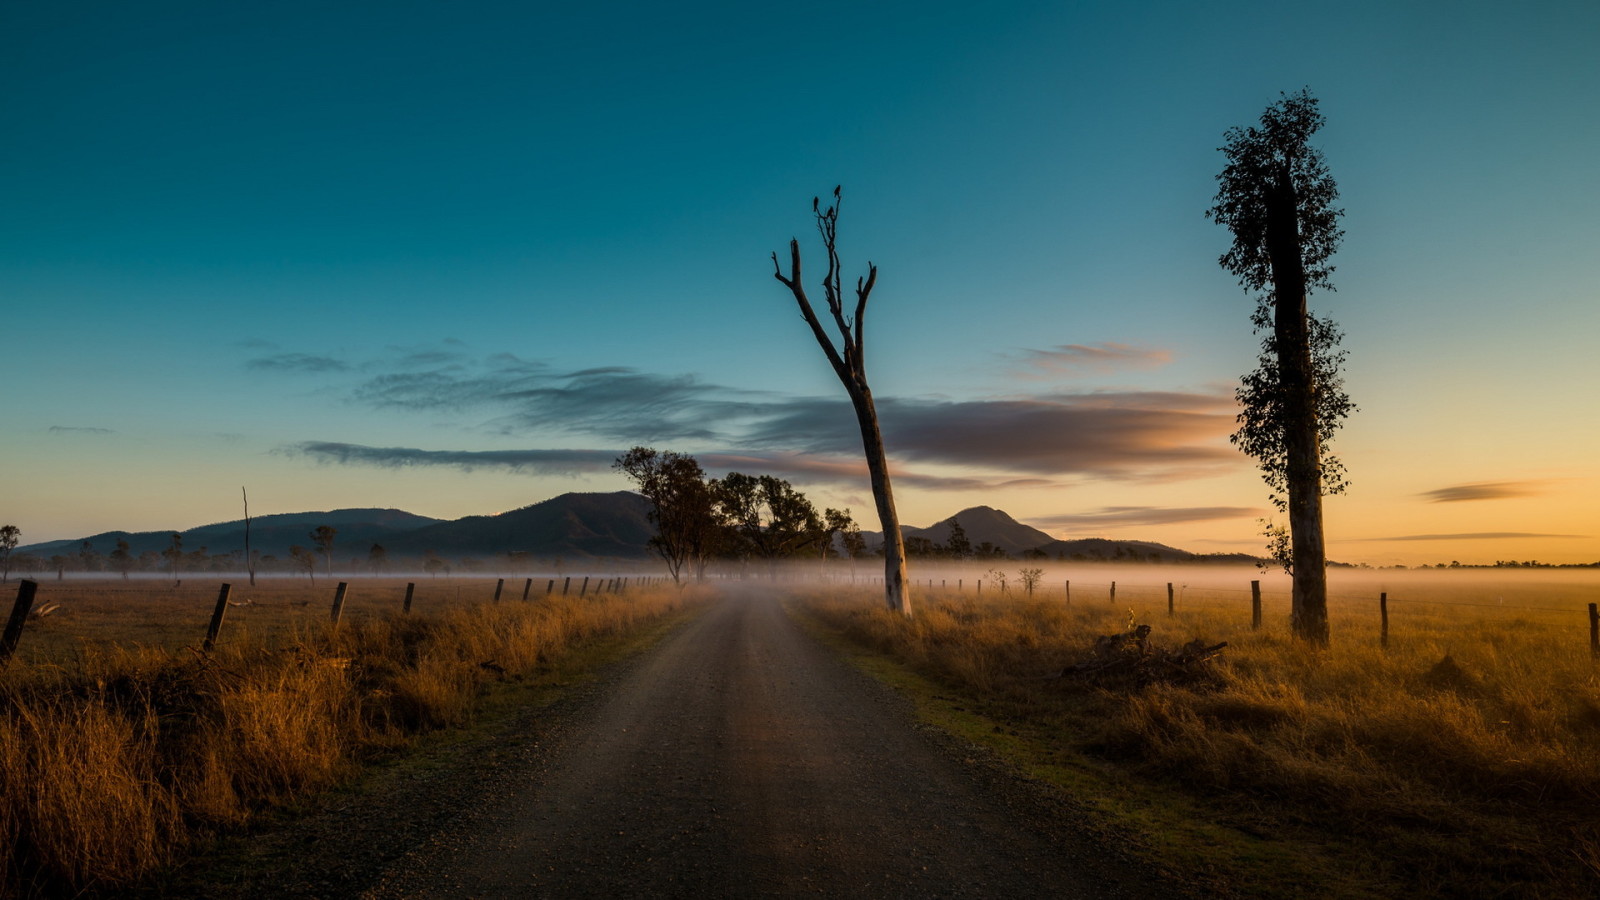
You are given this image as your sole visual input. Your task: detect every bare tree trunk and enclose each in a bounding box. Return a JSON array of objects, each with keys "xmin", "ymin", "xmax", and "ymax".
[
  {"xmin": 848, "ymin": 383, "xmax": 909, "ymax": 612},
  {"xmin": 1267, "ymin": 167, "xmax": 1329, "ymax": 645},
  {"xmin": 773, "ymin": 189, "xmax": 910, "ymax": 615},
  {"xmin": 242, "ymin": 486, "xmax": 256, "ymax": 587}
]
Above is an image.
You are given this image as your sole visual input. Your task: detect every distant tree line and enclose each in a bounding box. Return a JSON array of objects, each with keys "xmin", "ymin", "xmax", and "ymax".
[{"xmin": 615, "ymin": 447, "xmax": 869, "ymax": 585}]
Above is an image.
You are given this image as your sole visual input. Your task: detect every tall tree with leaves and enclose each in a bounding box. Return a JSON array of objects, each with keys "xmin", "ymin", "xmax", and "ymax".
[
  {"xmin": 714, "ymin": 472, "xmax": 823, "ymax": 577},
  {"xmin": 1207, "ymin": 89, "xmax": 1354, "ymax": 645},
  {"xmin": 773, "ymin": 187, "xmax": 911, "ymax": 614},
  {"xmin": 615, "ymin": 447, "xmax": 723, "ymax": 585}
]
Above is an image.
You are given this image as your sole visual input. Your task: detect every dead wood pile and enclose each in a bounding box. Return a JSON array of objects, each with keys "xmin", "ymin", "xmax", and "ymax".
[{"xmin": 1056, "ymin": 624, "xmax": 1228, "ymax": 688}]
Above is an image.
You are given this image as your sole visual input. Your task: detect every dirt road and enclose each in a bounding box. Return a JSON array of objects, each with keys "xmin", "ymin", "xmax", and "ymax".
[{"xmin": 366, "ymin": 592, "xmax": 1166, "ymax": 898}]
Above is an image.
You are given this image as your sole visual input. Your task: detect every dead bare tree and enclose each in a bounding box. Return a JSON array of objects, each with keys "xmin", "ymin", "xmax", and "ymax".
[{"xmin": 772, "ymin": 187, "xmax": 910, "ymax": 615}]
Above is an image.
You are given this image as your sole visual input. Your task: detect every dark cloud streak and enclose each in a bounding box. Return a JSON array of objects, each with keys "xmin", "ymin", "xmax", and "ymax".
[{"xmin": 1419, "ymin": 481, "xmax": 1545, "ymax": 503}]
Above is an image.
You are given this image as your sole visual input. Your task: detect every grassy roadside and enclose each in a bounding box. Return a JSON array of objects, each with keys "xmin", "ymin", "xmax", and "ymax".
[
  {"xmin": 142, "ymin": 600, "xmax": 705, "ymax": 898},
  {"xmin": 1, "ymin": 584, "xmax": 707, "ymax": 898},
  {"xmin": 788, "ymin": 591, "xmax": 1600, "ymax": 899}
]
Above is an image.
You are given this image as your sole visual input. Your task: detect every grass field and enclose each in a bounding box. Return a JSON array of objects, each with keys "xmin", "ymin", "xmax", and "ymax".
[
  {"xmin": 0, "ymin": 575, "xmax": 697, "ymax": 898},
  {"xmin": 797, "ymin": 565, "xmax": 1600, "ymax": 899}
]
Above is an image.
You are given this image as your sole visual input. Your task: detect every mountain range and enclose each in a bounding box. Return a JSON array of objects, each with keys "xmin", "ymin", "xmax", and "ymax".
[{"xmin": 17, "ymin": 493, "xmax": 1256, "ymax": 565}]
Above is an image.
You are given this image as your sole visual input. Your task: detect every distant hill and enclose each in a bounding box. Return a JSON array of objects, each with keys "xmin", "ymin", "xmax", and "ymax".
[
  {"xmin": 15, "ymin": 493, "xmax": 654, "ymax": 562},
  {"xmin": 863, "ymin": 505, "xmax": 1269, "ymax": 565},
  {"xmin": 17, "ymin": 495, "xmax": 1270, "ymax": 569},
  {"xmin": 904, "ymin": 506, "xmax": 1054, "ymax": 556},
  {"xmin": 385, "ymin": 492, "xmax": 655, "ymax": 560},
  {"xmin": 19, "ymin": 509, "xmax": 443, "ymax": 559}
]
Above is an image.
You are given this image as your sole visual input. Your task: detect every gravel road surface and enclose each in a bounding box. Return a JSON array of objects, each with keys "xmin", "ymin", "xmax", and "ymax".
[{"xmin": 361, "ymin": 591, "xmax": 1170, "ymax": 899}]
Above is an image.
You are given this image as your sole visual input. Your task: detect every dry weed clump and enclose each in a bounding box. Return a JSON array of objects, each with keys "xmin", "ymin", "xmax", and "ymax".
[
  {"xmin": 799, "ymin": 585, "xmax": 1600, "ymax": 898},
  {"xmin": 0, "ymin": 584, "xmax": 695, "ymax": 897}
]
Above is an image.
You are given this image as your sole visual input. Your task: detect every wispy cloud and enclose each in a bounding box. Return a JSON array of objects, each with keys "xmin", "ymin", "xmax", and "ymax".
[
  {"xmin": 1030, "ymin": 506, "xmax": 1262, "ymax": 529},
  {"xmin": 263, "ymin": 345, "xmax": 1244, "ymax": 488},
  {"xmin": 289, "ymin": 442, "xmax": 617, "ymax": 475},
  {"xmin": 1353, "ymin": 532, "xmax": 1588, "ymax": 542},
  {"xmin": 48, "ymin": 425, "xmax": 115, "ymax": 435},
  {"xmin": 1418, "ymin": 481, "xmax": 1546, "ymax": 503},
  {"xmin": 246, "ymin": 353, "xmax": 351, "ymax": 373},
  {"xmin": 285, "ymin": 443, "xmax": 1062, "ymax": 492},
  {"xmin": 1010, "ymin": 342, "xmax": 1173, "ymax": 379}
]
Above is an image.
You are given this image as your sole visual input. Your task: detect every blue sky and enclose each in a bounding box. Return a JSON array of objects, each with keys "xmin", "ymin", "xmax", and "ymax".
[{"xmin": 3, "ymin": 0, "xmax": 1597, "ymax": 565}]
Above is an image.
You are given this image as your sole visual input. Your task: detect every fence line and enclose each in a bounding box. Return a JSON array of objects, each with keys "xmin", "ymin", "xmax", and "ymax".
[
  {"xmin": 4, "ymin": 570, "xmax": 1596, "ymax": 664},
  {"xmin": 0, "ymin": 573, "xmax": 675, "ymax": 666}
]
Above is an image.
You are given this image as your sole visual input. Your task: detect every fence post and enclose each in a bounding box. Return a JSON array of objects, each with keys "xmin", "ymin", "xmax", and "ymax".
[
  {"xmin": 1064, "ymin": 580, "xmax": 1070, "ymax": 605},
  {"xmin": 1110, "ymin": 581, "xmax": 1116, "ymax": 604},
  {"xmin": 1588, "ymin": 603, "xmax": 1598, "ymax": 659},
  {"xmin": 203, "ymin": 583, "xmax": 232, "ymax": 652},
  {"xmin": 522, "ymin": 578, "xmax": 533, "ymax": 601},
  {"xmin": 1167, "ymin": 583, "xmax": 1174, "ymax": 617},
  {"xmin": 579, "ymin": 576, "xmax": 589, "ymax": 597},
  {"xmin": 547, "ymin": 579, "xmax": 555, "ymax": 595},
  {"xmin": 562, "ymin": 577, "xmax": 571, "ymax": 596},
  {"xmin": 330, "ymin": 582, "xmax": 349, "ymax": 624},
  {"xmin": 493, "ymin": 578, "xmax": 504, "ymax": 603},
  {"xmin": 1380, "ymin": 592, "xmax": 1389, "ymax": 650},
  {"xmin": 404, "ymin": 582, "xmax": 415, "ymax": 614},
  {"xmin": 1251, "ymin": 580, "xmax": 1261, "ymax": 630},
  {"xmin": 1, "ymin": 580, "xmax": 40, "ymax": 663}
]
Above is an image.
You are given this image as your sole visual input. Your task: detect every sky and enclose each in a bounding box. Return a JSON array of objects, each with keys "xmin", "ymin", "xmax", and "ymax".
[{"xmin": 2, "ymin": 0, "xmax": 1596, "ymax": 567}]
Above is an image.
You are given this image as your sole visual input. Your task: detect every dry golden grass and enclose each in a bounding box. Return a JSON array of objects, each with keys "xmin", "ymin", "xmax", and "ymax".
[
  {"xmin": 0, "ymin": 576, "xmax": 695, "ymax": 898},
  {"xmin": 799, "ymin": 568, "xmax": 1600, "ymax": 899}
]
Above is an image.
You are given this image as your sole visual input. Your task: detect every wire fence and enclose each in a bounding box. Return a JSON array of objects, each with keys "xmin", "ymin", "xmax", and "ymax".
[{"xmin": 0, "ymin": 573, "xmax": 672, "ymax": 667}]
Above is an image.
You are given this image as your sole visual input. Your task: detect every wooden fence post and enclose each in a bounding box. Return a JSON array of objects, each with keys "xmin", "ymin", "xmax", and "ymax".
[
  {"xmin": 330, "ymin": 582, "xmax": 349, "ymax": 624},
  {"xmin": 547, "ymin": 579, "xmax": 555, "ymax": 595},
  {"xmin": 1380, "ymin": 593, "xmax": 1389, "ymax": 650},
  {"xmin": 1588, "ymin": 603, "xmax": 1598, "ymax": 659},
  {"xmin": 404, "ymin": 582, "xmax": 415, "ymax": 614},
  {"xmin": 493, "ymin": 578, "xmax": 504, "ymax": 603},
  {"xmin": 1251, "ymin": 580, "xmax": 1261, "ymax": 631},
  {"xmin": 579, "ymin": 576, "xmax": 589, "ymax": 597},
  {"xmin": 562, "ymin": 577, "xmax": 571, "ymax": 596},
  {"xmin": 1110, "ymin": 581, "xmax": 1116, "ymax": 604},
  {"xmin": 522, "ymin": 578, "xmax": 533, "ymax": 601},
  {"xmin": 203, "ymin": 583, "xmax": 232, "ymax": 652},
  {"xmin": 1, "ymin": 580, "xmax": 40, "ymax": 663},
  {"xmin": 1167, "ymin": 583, "xmax": 1174, "ymax": 617},
  {"xmin": 1064, "ymin": 580, "xmax": 1070, "ymax": 605}
]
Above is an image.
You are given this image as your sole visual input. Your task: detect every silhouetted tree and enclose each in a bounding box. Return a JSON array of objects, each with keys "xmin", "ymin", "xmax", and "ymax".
[
  {"xmin": 311, "ymin": 525, "xmax": 337, "ymax": 578},
  {"xmin": 714, "ymin": 472, "xmax": 822, "ymax": 576},
  {"xmin": 773, "ymin": 187, "xmax": 911, "ymax": 615},
  {"xmin": 819, "ymin": 507, "xmax": 854, "ymax": 567},
  {"xmin": 0, "ymin": 525, "xmax": 17, "ymax": 583},
  {"xmin": 162, "ymin": 533, "xmax": 183, "ymax": 584},
  {"xmin": 290, "ymin": 544, "xmax": 317, "ymax": 584},
  {"xmin": 369, "ymin": 543, "xmax": 388, "ymax": 573},
  {"xmin": 615, "ymin": 447, "xmax": 722, "ymax": 585},
  {"xmin": 840, "ymin": 518, "xmax": 866, "ymax": 566},
  {"xmin": 1208, "ymin": 89, "xmax": 1353, "ymax": 646},
  {"xmin": 945, "ymin": 517, "xmax": 971, "ymax": 560},
  {"xmin": 109, "ymin": 539, "xmax": 133, "ymax": 580}
]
